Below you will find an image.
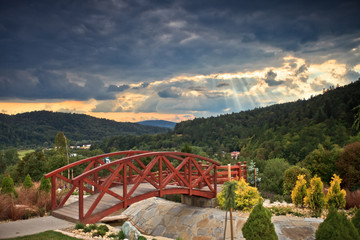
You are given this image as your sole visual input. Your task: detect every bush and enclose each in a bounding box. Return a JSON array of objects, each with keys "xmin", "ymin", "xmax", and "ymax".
[
  {"xmin": 325, "ymin": 174, "xmax": 346, "ymax": 209},
  {"xmin": 118, "ymin": 230, "xmax": 126, "ymax": 240},
  {"xmin": 242, "ymin": 202, "xmax": 278, "ymax": 240},
  {"xmin": 22, "ymin": 174, "xmax": 34, "ymax": 189},
  {"xmin": 304, "ymin": 176, "xmax": 325, "ymax": 217},
  {"xmin": 93, "ymin": 229, "xmax": 107, "ymax": 237},
  {"xmin": 291, "ymin": 174, "xmax": 307, "ymax": 207},
  {"xmin": 345, "ymin": 189, "xmax": 360, "ymax": 209},
  {"xmin": 283, "ymin": 166, "xmax": 311, "ymax": 195},
  {"xmin": 97, "ymin": 224, "xmax": 109, "ymax": 232},
  {"xmin": 75, "ymin": 222, "xmax": 85, "ymax": 229},
  {"xmin": 315, "ymin": 207, "xmax": 360, "ymax": 240},
  {"xmin": 217, "ymin": 178, "xmax": 262, "ymax": 211},
  {"xmin": 38, "ymin": 175, "xmax": 51, "ymax": 193},
  {"xmin": 259, "ymin": 158, "xmax": 290, "ymax": 195},
  {"xmin": 1, "ymin": 175, "xmax": 17, "ymax": 197},
  {"xmin": 138, "ymin": 236, "xmax": 147, "ymax": 240},
  {"xmin": 352, "ymin": 208, "xmax": 360, "ymax": 235}
]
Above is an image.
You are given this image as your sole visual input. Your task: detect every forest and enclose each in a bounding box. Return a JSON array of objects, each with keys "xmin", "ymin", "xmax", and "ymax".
[{"xmin": 0, "ymin": 111, "xmax": 169, "ymax": 148}]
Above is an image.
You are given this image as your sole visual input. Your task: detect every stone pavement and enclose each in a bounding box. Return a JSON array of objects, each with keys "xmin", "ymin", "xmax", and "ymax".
[
  {"xmin": 0, "ymin": 216, "xmax": 74, "ymax": 239},
  {"xmin": 122, "ymin": 197, "xmax": 324, "ymax": 240}
]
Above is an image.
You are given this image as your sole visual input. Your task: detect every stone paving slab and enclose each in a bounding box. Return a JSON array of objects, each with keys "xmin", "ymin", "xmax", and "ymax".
[{"xmin": 0, "ymin": 216, "xmax": 74, "ymax": 239}]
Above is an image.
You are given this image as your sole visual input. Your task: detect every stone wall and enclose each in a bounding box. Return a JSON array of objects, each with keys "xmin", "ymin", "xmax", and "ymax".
[{"xmin": 122, "ymin": 197, "xmax": 323, "ymax": 240}]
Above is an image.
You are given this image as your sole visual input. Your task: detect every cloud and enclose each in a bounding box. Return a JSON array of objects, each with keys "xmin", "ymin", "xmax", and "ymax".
[
  {"xmin": 264, "ymin": 70, "xmax": 284, "ymax": 86},
  {"xmin": 158, "ymin": 87, "xmax": 182, "ymax": 98},
  {"xmin": 108, "ymin": 84, "xmax": 130, "ymax": 92}
]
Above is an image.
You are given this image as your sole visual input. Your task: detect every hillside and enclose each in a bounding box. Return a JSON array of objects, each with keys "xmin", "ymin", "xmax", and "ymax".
[
  {"xmin": 137, "ymin": 120, "xmax": 177, "ymax": 129},
  {"xmin": 99, "ymin": 79, "xmax": 360, "ymax": 163},
  {"xmin": 0, "ymin": 111, "xmax": 169, "ymax": 148}
]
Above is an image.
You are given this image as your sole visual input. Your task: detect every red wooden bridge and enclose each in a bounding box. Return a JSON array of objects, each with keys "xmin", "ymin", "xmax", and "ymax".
[{"xmin": 45, "ymin": 151, "xmax": 247, "ymax": 224}]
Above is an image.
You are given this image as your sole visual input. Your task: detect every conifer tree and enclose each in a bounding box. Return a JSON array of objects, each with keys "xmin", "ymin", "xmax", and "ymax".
[
  {"xmin": 304, "ymin": 175, "xmax": 325, "ymax": 217},
  {"xmin": 291, "ymin": 174, "xmax": 307, "ymax": 207},
  {"xmin": 1, "ymin": 175, "xmax": 17, "ymax": 197},
  {"xmin": 38, "ymin": 175, "xmax": 51, "ymax": 193},
  {"xmin": 325, "ymin": 174, "xmax": 346, "ymax": 209},
  {"xmin": 352, "ymin": 208, "xmax": 360, "ymax": 235},
  {"xmin": 242, "ymin": 201, "xmax": 278, "ymax": 240},
  {"xmin": 315, "ymin": 207, "xmax": 360, "ymax": 240},
  {"xmin": 22, "ymin": 173, "xmax": 34, "ymax": 189}
]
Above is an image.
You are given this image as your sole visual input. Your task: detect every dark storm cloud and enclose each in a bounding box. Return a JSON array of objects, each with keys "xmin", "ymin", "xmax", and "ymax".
[
  {"xmin": 0, "ymin": 0, "xmax": 359, "ymax": 101},
  {"xmin": 158, "ymin": 88, "xmax": 182, "ymax": 98},
  {"xmin": 264, "ymin": 70, "xmax": 284, "ymax": 86}
]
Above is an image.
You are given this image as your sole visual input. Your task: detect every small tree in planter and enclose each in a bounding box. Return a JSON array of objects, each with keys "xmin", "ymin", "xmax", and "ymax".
[
  {"xmin": 291, "ymin": 174, "xmax": 307, "ymax": 207},
  {"xmin": 325, "ymin": 174, "xmax": 346, "ymax": 209},
  {"xmin": 242, "ymin": 201, "xmax": 278, "ymax": 240},
  {"xmin": 315, "ymin": 207, "xmax": 360, "ymax": 240},
  {"xmin": 304, "ymin": 175, "xmax": 325, "ymax": 217}
]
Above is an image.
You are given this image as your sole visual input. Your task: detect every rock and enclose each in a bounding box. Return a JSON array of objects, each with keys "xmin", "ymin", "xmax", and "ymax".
[{"xmin": 122, "ymin": 221, "xmax": 141, "ymax": 240}]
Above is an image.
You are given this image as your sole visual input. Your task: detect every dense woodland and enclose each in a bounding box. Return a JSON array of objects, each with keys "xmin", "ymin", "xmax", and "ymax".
[
  {"xmin": 0, "ymin": 111, "xmax": 169, "ymax": 148},
  {"xmin": 99, "ymin": 80, "xmax": 360, "ymax": 163},
  {"xmin": 1, "ymin": 79, "xmax": 360, "ymax": 195}
]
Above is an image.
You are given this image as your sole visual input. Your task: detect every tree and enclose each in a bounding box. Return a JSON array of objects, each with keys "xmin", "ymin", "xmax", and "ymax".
[
  {"xmin": 16, "ymin": 151, "xmax": 47, "ymax": 182},
  {"xmin": 315, "ymin": 207, "xmax": 360, "ymax": 240},
  {"xmin": 22, "ymin": 173, "xmax": 34, "ymax": 189},
  {"xmin": 291, "ymin": 174, "xmax": 307, "ymax": 207},
  {"xmin": 1, "ymin": 175, "xmax": 16, "ymax": 197},
  {"xmin": 223, "ymin": 181, "xmax": 237, "ymax": 240},
  {"xmin": 304, "ymin": 176, "xmax": 325, "ymax": 217},
  {"xmin": 242, "ymin": 201, "xmax": 278, "ymax": 240},
  {"xmin": 302, "ymin": 144, "xmax": 338, "ymax": 183},
  {"xmin": 55, "ymin": 132, "xmax": 70, "ymax": 178},
  {"xmin": 39, "ymin": 175, "xmax": 51, "ymax": 193},
  {"xmin": 283, "ymin": 166, "xmax": 311, "ymax": 195},
  {"xmin": 180, "ymin": 143, "xmax": 192, "ymax": 153},
  {"xmin": 352, "ymin": 208, "xmax": 360, "ymax": 235},
  {"xmin": 352, "ymin": 105, "xmax": 360, "ymax": 131},
  {"xmin": 325, "ymin": 174, "xmax": 346, "ymax": 209},
  {"xmin": 336, "ymin": 142, "xmax": 360, "ymax": 190},
  {"xmin": 259, "ymin": 158, "xmax": 290, "ymax": 194}
]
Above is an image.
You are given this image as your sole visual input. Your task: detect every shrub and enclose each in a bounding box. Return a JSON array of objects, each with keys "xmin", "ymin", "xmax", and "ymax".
[
  {"xmin": 38, "ymin": 175, "xmax": 51, "ymax": 193},
  {"xmin": 1, "ymin": 175, "xmax": 17, "ymax": 197},
  {"xmin": 259, "ymin": 158, "xmax": 290, "ymax": 195},
  {"xmin": 22, "ymin": 174, "xmax": 34, "ymax": 189},
  {"xmin": 352, "ymin": 208, "xmax": 360, "ymax": 235},
  {"xmin": 304, "ymin": 176, "xmax": 325, "ymax": 217},
  {"xmin": 291, "ymin": 174, "xmax": 307, "ymax": 207},
  {"xmin": 325, "ymin": 174, "xmax": 346, "ymax": 209},
  {"xmin": 345, "ymin": 189, "xmax": 360, "ymax": 209},
  {"xmin": 315, "ymin": 207, "xmax": 360, "ymax": 240},
  {"xmin": 283, "ymin": 166, "xmax": 311, "ymax": 195},
  {"xmin": 93, "ymin": 229, "xmax": 107, "ymax": 237},
  {"xmin": 97, "ymin": 224, "xmax": 109, "ymax": 232},
  {"xmin": 217, "ymin": 178, "xmax": 262, "ymax": 211},
  {"xmin": 138, "ymin": 236, "xmax": 147, "ymax": 240},
  {"xmin": 118, "ymin": 230, "xmax": 126, "ymax": 239},
  {"xmin": 336, "ymin": 142, "xmax": 360, "ymax": 190},
  {"xmin": 242, "ymin": 202, "xmax": 278, "ymax": 240},
  {"xmin": 75, "ymin": 222, "xmax": 85, "ymax": 229}
]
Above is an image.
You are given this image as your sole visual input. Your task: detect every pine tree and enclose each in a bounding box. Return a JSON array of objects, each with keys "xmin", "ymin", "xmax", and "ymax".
[
  {"xmin": 38, "ymin": 175, "xmax": 51, "ymax": 193},
  {"xmin": 1, "ymin": 175, "xmax": 17, "ymax": 197},
  {"xmin": 315, "ymin": 207, "xmax": 360, "ymax": 240},
  {"xmin": 352, "ymin": 208, "xmax": 360, "ymax": 235},
  {"xmin": 22, "ymin": 174, "xmax": 34, "ymax": 189},
  {"xmin": 242, "ymin": 202, "xmax": 278, "ymax": 240}
]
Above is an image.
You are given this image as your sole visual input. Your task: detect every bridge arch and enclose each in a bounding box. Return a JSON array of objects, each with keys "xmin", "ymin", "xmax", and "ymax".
[{"xmin": 46, "ymin": 151, "xmax": 247, "ymax": 224}]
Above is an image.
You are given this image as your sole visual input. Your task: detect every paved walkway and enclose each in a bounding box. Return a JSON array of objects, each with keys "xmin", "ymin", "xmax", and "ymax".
[{"xmin": 0, "ymin": 216, "xmax": 74, "ymax": 239}]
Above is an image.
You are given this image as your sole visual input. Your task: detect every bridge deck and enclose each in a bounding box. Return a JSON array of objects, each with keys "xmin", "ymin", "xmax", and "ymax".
[{"xmin": 52, "ymin": 183, "xmax": 223, "ymax": 223}]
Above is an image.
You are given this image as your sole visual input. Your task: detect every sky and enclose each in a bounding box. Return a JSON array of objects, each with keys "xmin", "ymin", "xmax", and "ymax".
[{"xmin": 1, "ymin": 0, "xmax": 360, "ymax": 123}]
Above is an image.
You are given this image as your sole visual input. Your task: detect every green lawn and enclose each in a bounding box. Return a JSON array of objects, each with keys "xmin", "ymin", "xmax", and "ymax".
[
  {"xmin": 17, "ymin": 149, "xmax": 35, "ymax": 159},
  {"xmin": 3, "ymin": 230, "xmax": 81, "ymax": 240}
]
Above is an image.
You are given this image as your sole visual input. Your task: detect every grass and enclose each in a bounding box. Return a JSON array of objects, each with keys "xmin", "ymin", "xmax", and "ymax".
[
  {"xmin": 2, "ymin": 230, "xmax": 81, "ymax": 240},
  {"xmin": 17, "ymin": 149, "xmax": 35, "ymax": 160}
]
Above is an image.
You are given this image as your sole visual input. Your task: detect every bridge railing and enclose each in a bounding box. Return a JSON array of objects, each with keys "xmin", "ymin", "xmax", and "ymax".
[
  {"xmin": 71, "ymin": 152, "xmax": 220, "ymax": 223},
  {"xmin": 44, "ymin": 150, "xmax": 148, "ymax": 210}
]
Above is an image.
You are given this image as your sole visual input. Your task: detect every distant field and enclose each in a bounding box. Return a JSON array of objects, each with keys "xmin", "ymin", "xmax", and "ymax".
[{"xmin": 18, "ymin": 149, "xmax": 35, "ymax": 159}]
